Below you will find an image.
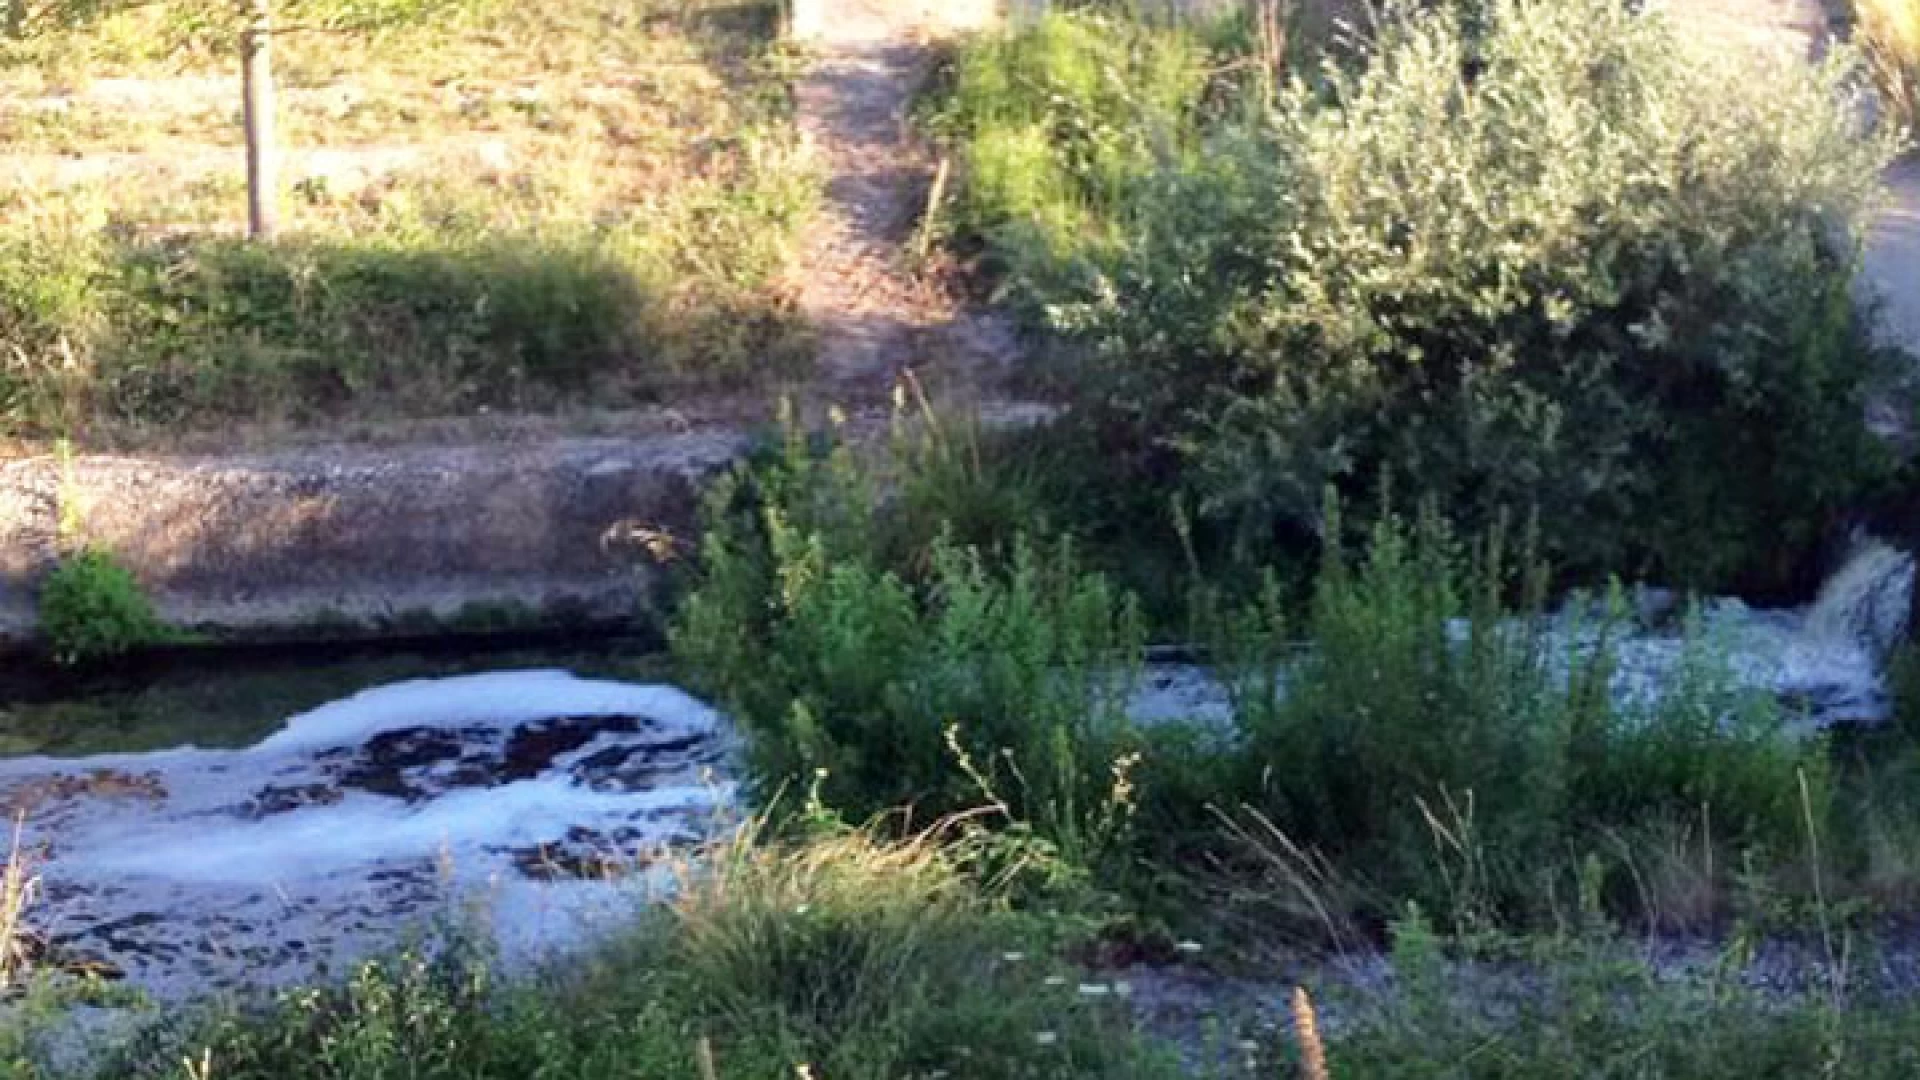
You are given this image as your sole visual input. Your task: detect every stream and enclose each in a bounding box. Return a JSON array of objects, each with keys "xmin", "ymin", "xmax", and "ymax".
[{"xmin": 0, "ymin": 539, "xmax": 1913, "ymax": 1003}]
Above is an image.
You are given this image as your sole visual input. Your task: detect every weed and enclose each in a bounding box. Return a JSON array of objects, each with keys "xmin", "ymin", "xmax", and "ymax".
[
  {"xmin": 1212, "ymin": 501, "xmax": 1826, "ymax": 932},
  {"xmin": 102, "ymin": 818, "xmax": 1179, "ymax": 1079},
  {"xmin": 0, "ymin": 816, "xmax": 38, "ymax": 993},
  {"xmin": 673, "ymin": 410, "xmax": 1146, "ymax": 865},
  {"xmin": 36, "ymin": 548, "xmax": 171, "ymax": 666}
]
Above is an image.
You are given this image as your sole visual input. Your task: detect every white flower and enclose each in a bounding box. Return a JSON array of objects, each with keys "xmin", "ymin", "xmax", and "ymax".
[
  {"xmin": 1034, "ymin": 1031, "xmax": 1058, "ymax": 1046},
  {"xmin": 1002, "ymin": 951, "xmax": 1025, "ymax": 963},
  {"xmin": 1044, "ymin": 975, "xmax": 1067, "ymax": 987},
  {"xmin": 1174, "ymin": 940, "xmax": 1204, "ymax": 954},
  {"xmin": 1077, "ymin": 983, "xmax": 1111, "ymax": 997}
]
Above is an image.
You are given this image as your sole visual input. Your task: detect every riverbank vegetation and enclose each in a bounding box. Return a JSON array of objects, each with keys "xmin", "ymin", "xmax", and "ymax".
[
  {"xmin": 926, "ymin": 0, "xmax": 1902, "ymax": 598},
  {"xmin": 0, "ymin": 0, "xmax": 811, "ymax": 444},
  {"xmin": 8, "ymin": 0, "xmax": 1920, "ymax": 1076}
]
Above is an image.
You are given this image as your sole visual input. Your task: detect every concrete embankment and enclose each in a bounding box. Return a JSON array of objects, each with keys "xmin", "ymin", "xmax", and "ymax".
[{"xmin": 0, "ymin": 426, "xmax": 747, "ymax": 648}]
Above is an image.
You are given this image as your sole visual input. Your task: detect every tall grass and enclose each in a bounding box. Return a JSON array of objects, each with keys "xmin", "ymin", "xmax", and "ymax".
[
  {"xmin": 1857, "ymin": 0, "xmax": 1920, "ymax": 134},
  {"xmin": 1208, "ymin": 504, "xmax": 1824, "ymax": 932},
  {"xmin": 100, "ymin": 817, "xmax": 1176, "ymax": 1079}
]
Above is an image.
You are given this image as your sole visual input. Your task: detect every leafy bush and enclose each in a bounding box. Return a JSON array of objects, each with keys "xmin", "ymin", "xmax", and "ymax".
[
  {"xmin": 938, "ymin": 0, "xmax": 1901, "ymax": 593},
  {"xmin": 672, "ymin": 417, "xmax": 1146, "ymax": 865},
  {"xmin": 37, "ymin": 548, "xmax": 170, "ymax": 665}
]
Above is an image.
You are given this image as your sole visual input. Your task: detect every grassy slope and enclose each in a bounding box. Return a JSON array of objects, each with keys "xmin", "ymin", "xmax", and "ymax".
[{"xmin": 0, "ymin": 0, "xmax": 814, "ymax": 444}]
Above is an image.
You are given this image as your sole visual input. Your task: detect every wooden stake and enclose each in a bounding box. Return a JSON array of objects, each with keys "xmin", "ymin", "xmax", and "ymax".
[{"xmin": 242, "ymin": 0, "xmax": 279, "ymax": 240}]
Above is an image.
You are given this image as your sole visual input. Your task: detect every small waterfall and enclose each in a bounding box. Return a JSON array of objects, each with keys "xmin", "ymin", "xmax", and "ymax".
[{"xmin": 1801, "ymin": 538, "xmax": 1915, "ymax": 659}]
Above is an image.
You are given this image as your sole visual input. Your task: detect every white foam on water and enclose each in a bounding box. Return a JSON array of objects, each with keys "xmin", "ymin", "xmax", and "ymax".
[
  {"xmin": 80, "ymin": 778, "xmax": 727, "ymax": 884},
  {"xmin": 1, "ymin": 669, "xmax": 736, "ymax": 999},
  {"xmin": 254, "ymin": 670, "xmax": 722, "ymax": 756}
]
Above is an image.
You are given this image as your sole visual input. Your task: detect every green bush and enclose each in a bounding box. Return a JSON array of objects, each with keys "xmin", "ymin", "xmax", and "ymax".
[
  {"xmin": 1220, "ymin": 502, "xmax": 1825, "ymax": 926},
  {"xmin": 672, "ymin": 418, "xmax": 1146, "ymax": 866},
  {"xmin": 37, "ymin": 548, "xmax": 171, "ymax": 666},
  {"xmin": 938, "ymin": 0, "xmax": 1901, "ymax": 593},
  {"xmin": 926, "ymin": 10, "xmax": 1217, "ymax": 304}
]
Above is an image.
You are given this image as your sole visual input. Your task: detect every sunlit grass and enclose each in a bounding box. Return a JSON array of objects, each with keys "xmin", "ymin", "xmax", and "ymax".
[
  {"xmin": 0, "ymin": 0, "xmax": 815, "ymax": 442},
  {"xmin": 1857, "ymin": 0, "xmax": 1920, "ymax": 135}
]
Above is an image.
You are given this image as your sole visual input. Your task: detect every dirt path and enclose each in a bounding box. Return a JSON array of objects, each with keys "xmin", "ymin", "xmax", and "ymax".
[
  {"xmin": 1867, "ymin": 156, "xmax": 1920, "ymax": 359},
  {"xmin": 789, "ymin": 0, "xmax": 1020, "ymax": 397},
  {"xmin": 1659, "ymin": 0, "xmax": 1833, "ymax": 58}
]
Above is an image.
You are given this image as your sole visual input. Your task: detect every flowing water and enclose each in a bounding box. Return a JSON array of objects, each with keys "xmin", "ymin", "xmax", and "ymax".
[
  {"xmin": 1128, "ymin": 538, "xmax": 1917, "ymax": 734},
  {"xmin": 2, "ymin": 540, "xmax": 1915, "ymax": 1004},
  {"xmin": 1, "ymin": 670, "xmax": 733, "ymax": 999}
]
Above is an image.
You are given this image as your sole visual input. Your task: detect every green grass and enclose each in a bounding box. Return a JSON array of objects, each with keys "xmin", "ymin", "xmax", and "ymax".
[
  {"xmin": 0, "ymin": 0, "xmax": 814, "ymax": 444},
  {"xmin": 65, "ymin": 817, "xmax": 1179, "ymax": 1080}
]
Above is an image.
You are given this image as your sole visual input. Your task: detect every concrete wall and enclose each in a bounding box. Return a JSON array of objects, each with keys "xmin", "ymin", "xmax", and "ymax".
[{"xmin": 0, "ymin": 430, "xmax": 746, "ymax": 646}]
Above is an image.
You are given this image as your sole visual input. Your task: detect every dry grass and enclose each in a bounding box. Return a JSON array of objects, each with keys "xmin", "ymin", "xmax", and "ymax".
[
  {"xmin": 0, "ymin": 814, "xmax": 39, "ymax": 992},
  {"xmin": 0, "ymin": 0, "xmax": 816, "ymax": 438},
  {"xmin": 0, "ymin": 0, "xmax": 796, "ymax": 236},
  {"xmin": 1858, "ymin": 0, "xmax": 1920, "ymax": 135}
]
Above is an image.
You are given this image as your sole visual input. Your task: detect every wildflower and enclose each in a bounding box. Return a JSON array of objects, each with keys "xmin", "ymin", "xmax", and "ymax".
[
  {"xmin": 1174, "ymin": 940, "xmax": 1203, "ymax": 955},
  {"xmin": 1002, "ymin": 951, "xmax": 1025, "ymax": 963},
  {"xmin": 1044, "ymin": 974, "xmax": 1067, "ymax": 987},
  {"xmin": 1034, "ymin": 1031, "xmax": 1058, "ymax": 1047},
  {"xmin": 1077, "ymin": 983, "xmax": 1111, "ymax": 998},
  {"xmin": 1112, "ymin": 980, "xmax": 1132, "ymax": 999}
]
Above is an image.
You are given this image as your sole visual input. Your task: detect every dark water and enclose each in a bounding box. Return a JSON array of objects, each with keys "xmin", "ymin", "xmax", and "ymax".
[{"xmin": 0, "ymin": 631, "xmax": 672, "ymax": 757}]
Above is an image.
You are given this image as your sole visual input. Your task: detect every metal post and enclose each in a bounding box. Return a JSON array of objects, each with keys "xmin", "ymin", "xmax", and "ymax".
[{"xmin": 242, "ymin": 0, "xmax": 279, "ymax": 240}]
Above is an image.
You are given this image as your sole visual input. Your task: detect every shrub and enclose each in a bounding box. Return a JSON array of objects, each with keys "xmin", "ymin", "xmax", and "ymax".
[
  {"xmin": 1221, "ymin": 501, "xmax": 1825, "ymax": 926},
  {"xmin": 37, "ymin": 548, "xmax": 170, "ymax": 666},
  {"xmin": 940, "ymin": 0, "xmax": 1901, "ymax": 593},
  {"xmin": 671, "ymin": 416, "xmax": 1146, "ymax": 865}
]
